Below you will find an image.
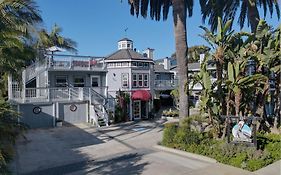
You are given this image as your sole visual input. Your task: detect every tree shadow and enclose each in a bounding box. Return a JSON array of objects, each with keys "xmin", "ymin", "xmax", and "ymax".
[{"xmin": 85, "ymin": 152, "xmax": 149, "ymax": 175}]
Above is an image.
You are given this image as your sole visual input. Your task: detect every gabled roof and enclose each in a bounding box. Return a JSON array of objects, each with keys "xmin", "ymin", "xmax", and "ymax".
[{"xmin": 106, "ymin": 49, "xmax": 152, "ymax": 61}]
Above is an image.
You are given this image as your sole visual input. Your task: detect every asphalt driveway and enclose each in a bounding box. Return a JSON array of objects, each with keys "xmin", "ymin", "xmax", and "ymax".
[{"xmin": 10, "ymin": 119, "xmax": 252, "ymax": 175}]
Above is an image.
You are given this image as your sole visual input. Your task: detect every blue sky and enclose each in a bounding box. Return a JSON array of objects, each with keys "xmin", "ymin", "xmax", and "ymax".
[{"xmin": 37, "ymin": 0, "xmax": 280, "ymax": 59}]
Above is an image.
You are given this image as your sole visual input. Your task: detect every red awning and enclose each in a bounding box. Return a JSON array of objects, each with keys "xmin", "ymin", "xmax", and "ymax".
[{"xmin": 132, "ymin": 90, "xmax": 151, "ymax": 101}]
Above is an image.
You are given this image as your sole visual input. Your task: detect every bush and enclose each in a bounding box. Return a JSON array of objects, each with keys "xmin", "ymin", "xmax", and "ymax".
[
  {"xmin": 162, "ymin": 123, "xmax": 178, "ymax": 147},
  {"xmin": 161, "ymin": 120, "xmax": 281, "ymax": 172}
]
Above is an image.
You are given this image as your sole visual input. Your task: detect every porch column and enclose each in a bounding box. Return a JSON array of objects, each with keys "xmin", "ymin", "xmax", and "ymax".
[{"xmin": 129, "ymin": 93, "xmax": 133, "ymax": 121}]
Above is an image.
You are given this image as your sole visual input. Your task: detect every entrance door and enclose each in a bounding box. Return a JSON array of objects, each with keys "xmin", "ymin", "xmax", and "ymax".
[{"xmin": 133, "ymin": 100, "xmax": 141, "ymax": 120}]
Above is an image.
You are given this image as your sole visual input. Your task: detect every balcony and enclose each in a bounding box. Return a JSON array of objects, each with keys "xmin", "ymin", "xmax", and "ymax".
[
  {"xmin": 154, "ymin": 79, "xmax": 178, "ymax": 90},
  {"xmin": 10, "ymin": 86, "xmax": 108, "ymax": 104},
  {"xmin": 46, "ymin": 54, "xmax": 106, "ymax": 71}
]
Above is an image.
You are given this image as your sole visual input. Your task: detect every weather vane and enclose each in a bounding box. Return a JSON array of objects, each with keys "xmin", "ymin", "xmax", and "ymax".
[{"xmin": 124, "ymin": 27, "xmax": 128, "ymax": 37}]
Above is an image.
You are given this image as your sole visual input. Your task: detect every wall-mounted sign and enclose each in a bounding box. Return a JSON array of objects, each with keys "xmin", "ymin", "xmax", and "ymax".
[
  {"xmin": 70, "ymin": 104, "xmax": 77, "ymax": 112},
  {"xmin": 232, "ymin": 121, "xmax": 252, "ymax": 142},
  {"xmin": 33, "ymin": 106, "xmax": 42, "ymax": 114}
]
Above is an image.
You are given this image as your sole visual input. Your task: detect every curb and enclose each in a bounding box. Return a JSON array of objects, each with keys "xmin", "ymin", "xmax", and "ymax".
[{"xmin": 154, "ymin": 145, "xmax": 217, "ymax": 164}]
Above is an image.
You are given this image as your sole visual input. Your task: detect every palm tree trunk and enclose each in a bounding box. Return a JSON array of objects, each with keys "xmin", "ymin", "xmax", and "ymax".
[
  {"xmin": 172, "ymin": 0, "xmax": 189, "ymax": 119},
  {"xmin": 247, "ymin": 1, "xmax": 260, "ymax": 33},
  {"xmin": 221, "ymin": 92, "xmax": 231, "ymax": 140},
  {"xmin": 235, "ymin": 89, "xmax": 242, "ymax": 117}
]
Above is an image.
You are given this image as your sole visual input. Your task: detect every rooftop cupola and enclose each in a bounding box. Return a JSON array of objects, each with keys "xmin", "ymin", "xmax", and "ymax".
[{"xmin": 118, "ymin": 38, "xmax": 133, "ymax": 50}]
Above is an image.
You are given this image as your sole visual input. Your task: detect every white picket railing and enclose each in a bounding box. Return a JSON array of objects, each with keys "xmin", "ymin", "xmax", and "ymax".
[{"xmin": 10, "ymin": 87, "xmax": 108, "ymax": 103}]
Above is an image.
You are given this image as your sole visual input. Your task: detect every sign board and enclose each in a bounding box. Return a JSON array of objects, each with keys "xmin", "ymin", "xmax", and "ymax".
[{"xmin": 232, "ymin": 121, "xmax": 252, "ymax": 142}]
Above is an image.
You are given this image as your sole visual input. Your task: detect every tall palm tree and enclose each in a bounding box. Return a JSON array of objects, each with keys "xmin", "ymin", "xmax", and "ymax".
[
  {"xmin": 200, "ymin": 0, "xmax": 280, "ymax": 33},
  {"xmin": 37, "ymin": 24, "xmax": 77, "ymax": 53},
  {"xmin": 128, "ymin": 0, "xmax": 194, "ymax": 118}
]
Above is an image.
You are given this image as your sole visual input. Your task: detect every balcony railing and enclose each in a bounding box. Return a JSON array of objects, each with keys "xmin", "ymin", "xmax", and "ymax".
[
  {"xmin": 10, "ymin": 86, "xmax": 108, "ymax": 103},
  {"xmin": 154, "ymin": 79, "xmax": 178, "ymax": 90},
  {"xmin": 47, "ymin": 54, "xmax": 105, "ymax": 71}
]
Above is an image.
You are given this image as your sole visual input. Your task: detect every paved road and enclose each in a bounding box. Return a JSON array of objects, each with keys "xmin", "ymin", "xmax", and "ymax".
[{"xmin": 11, "ymin": 119, "xmax": 252, "ymax": 175}]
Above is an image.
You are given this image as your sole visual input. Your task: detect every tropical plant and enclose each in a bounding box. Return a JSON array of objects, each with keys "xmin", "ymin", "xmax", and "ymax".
[
  {"xmin": 226, "ymin": 61, "xmax": 267, "ymax": 116},
  {"xmin": 127, "ymin": 0, "xmax": 194, "ymax": 119},
  {"xmin": 37, "ymin": 24, "xmax": 77, "ymax": 53},
  {"xmin": 191, "ymin": 58, "xmax": 221, "ymax": 137},
  {"xmin": 200, "ymin": 0, "xmax": 280, "ymax": 32},
  {"xmin": 200, "ymin": 17, "xmax": 237, "ymax": 115}
]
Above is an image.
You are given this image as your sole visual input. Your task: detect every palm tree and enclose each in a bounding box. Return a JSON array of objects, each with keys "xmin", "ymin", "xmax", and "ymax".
[
  {"xmin": 0, "ymin": 0, "xmax": 42, "ymax": 94},
  {"xmin": 37, "ymin": 24, "xmax": 77, "ymax": 53},
  {"xmin": 128, "ymin": 0, "xmax": 194, "ymax": 118},
  {"xmin": 200, "ymin": 0, "xmax": 280, "ymax": 32}
]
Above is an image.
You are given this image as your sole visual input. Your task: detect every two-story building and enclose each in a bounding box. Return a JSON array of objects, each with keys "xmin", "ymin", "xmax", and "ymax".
[{"xmin": 105, "ymin": 38, "xmax": 155, "ymax": 120}]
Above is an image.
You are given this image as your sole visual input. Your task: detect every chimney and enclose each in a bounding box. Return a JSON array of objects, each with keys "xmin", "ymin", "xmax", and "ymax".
[
  {"xmin": 163, "ymin": 57, "xmax": 170, "ymax": 70},
  {"xmin": 143, "ymin": 48, "xmax": 155, "ymax": 59}
]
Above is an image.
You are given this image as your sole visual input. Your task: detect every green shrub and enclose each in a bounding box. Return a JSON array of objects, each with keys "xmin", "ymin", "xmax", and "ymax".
[{"xmin": 162, "ymin": 123, "xmax": 178, "ymax": 147}]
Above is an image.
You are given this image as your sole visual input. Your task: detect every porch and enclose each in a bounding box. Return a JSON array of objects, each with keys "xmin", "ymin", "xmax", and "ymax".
[{"xmin": 9, "ymin": 86, "xmax": 108, "ymax": 104}]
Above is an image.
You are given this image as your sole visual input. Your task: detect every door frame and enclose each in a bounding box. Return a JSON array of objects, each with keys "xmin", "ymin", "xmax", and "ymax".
[
  {"xmin": 90, "ymin": 75, "xmax": 100, "ymax": 87},
  {"xmin": 133, "ymin": 100, "xmax": 141, "ymax": 120}
]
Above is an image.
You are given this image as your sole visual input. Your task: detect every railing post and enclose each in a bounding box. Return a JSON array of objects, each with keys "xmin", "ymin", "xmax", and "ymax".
[
  {"xmin": 22, "ymin": 70, "xmax": 26, "ymax": 103},
  {"xmin": 8, "ymin": 74, "xmax": 12, "ymax": 100}
]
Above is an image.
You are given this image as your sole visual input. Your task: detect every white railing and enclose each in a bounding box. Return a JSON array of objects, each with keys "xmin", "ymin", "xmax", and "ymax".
[
  {"xmin": 10, "ymin": 87, "xmax": 108, "ymax": 103},
  {"xmin": 25, "ymin": 61, "xmax": 47, "ymax": 82},
  {"xmin": 154, "ymin": 79, "xmax": 179, "ymax": 89},
  {"xmin": 47, "ymin": 54, "xmax": 105, "ymax": 71}
]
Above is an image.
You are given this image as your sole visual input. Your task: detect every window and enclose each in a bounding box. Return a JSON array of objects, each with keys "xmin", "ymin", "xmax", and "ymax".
[
  {"xmin": 144, "ymin": 74, "xmax": 149, "ymax": 87},
  {"xmin": 138, "ymin": 74, "xmax": 143, "ymax": 87},
  {"xmin": 91, "ymin": 77, "xmax": 99, "ymax": 87},
  {"xmin": 144, "ymin": 62, "xmax": 149, "ymax": 68},
  {"xmin": 122, "ymin": 62, "xmax": 129, "ymax": 67},
  {"xmin": 132, "ymin": 62, "xmax": 137, "ymax": 67},
  {"xmin": 132, "ymin": 74, "xmax": 137, "ymax": 87},
  {"xmin": 132, "ymin": 73, "xmax": 150, "ymax": 88},
  {"xmin": 122, "ymin": 43, "xmax": 126, "ymax": 48},
  {"xmin": 138, "ymin": 62, "xmax": 143, "ymax": 67},
  {"xmin": 127, "ymin": 44, "xmax": 131, "ymax": 48},
  {"xmin": 122, "ymin": 73, "xmax": 129, "ymax": 88},
  {"xmin": 56, "ymin": 76, "xmax": 68, "ymax": 87},
  {"xmin": 116, "ymin": 62, "xmax": 122, "ymax": 67},
  {"xmin": 74, "ymin": 77, "xmax": 85, "ymax": 87}
]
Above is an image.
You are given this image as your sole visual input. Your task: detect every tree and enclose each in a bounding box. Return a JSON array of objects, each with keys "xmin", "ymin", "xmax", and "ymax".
[
  {"xmin": 200, "ymin": 17, "xmax": 238, "ymax": 115},
  {"xmin": 128, "ymin": 0, "xmax": 194, "ymax": 118},
  {"xmin": 37, "ymin": 24, "xmax": 77, "ymax": 53},
  {"xmin": 0, "ymin": 0, "xmax": 42, "ymax": 97},
  {"xmin": 200, "ymin": 0, "xmax": 280, "ymax": 32},
  {"xmin": 171, "ymin": 45, "xmax": 210, "ymax": 63},
  {"xmin": 0, "ymin": 0, "xmax": 42, "ymax": 173}
]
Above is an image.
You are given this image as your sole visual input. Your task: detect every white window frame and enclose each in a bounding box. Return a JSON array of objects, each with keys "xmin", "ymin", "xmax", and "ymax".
[
  {"xmin": 91, "ymin": 76, "xmax": 100, "ymax": 87},
  {"xmin": 121, "ymin": 73, "xmax": 129, "ymax": 88},
  {"xmin": 138, "ymin": 74, "xmax": 143, "ymax": 87},
  {"xmin": 132, "ymin": 74, "xmax": 137, "ymax": 87},
  {"xmin": 144, "ymin": 74, "xmax": 149, "ymax": 87},
  {"xmin": 73, "ymin": 76, "xmax": 85, "ymax": 87},
  {"xmin": 55, "ymin": 76, "xmax": 68, "ymax": 87}
]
